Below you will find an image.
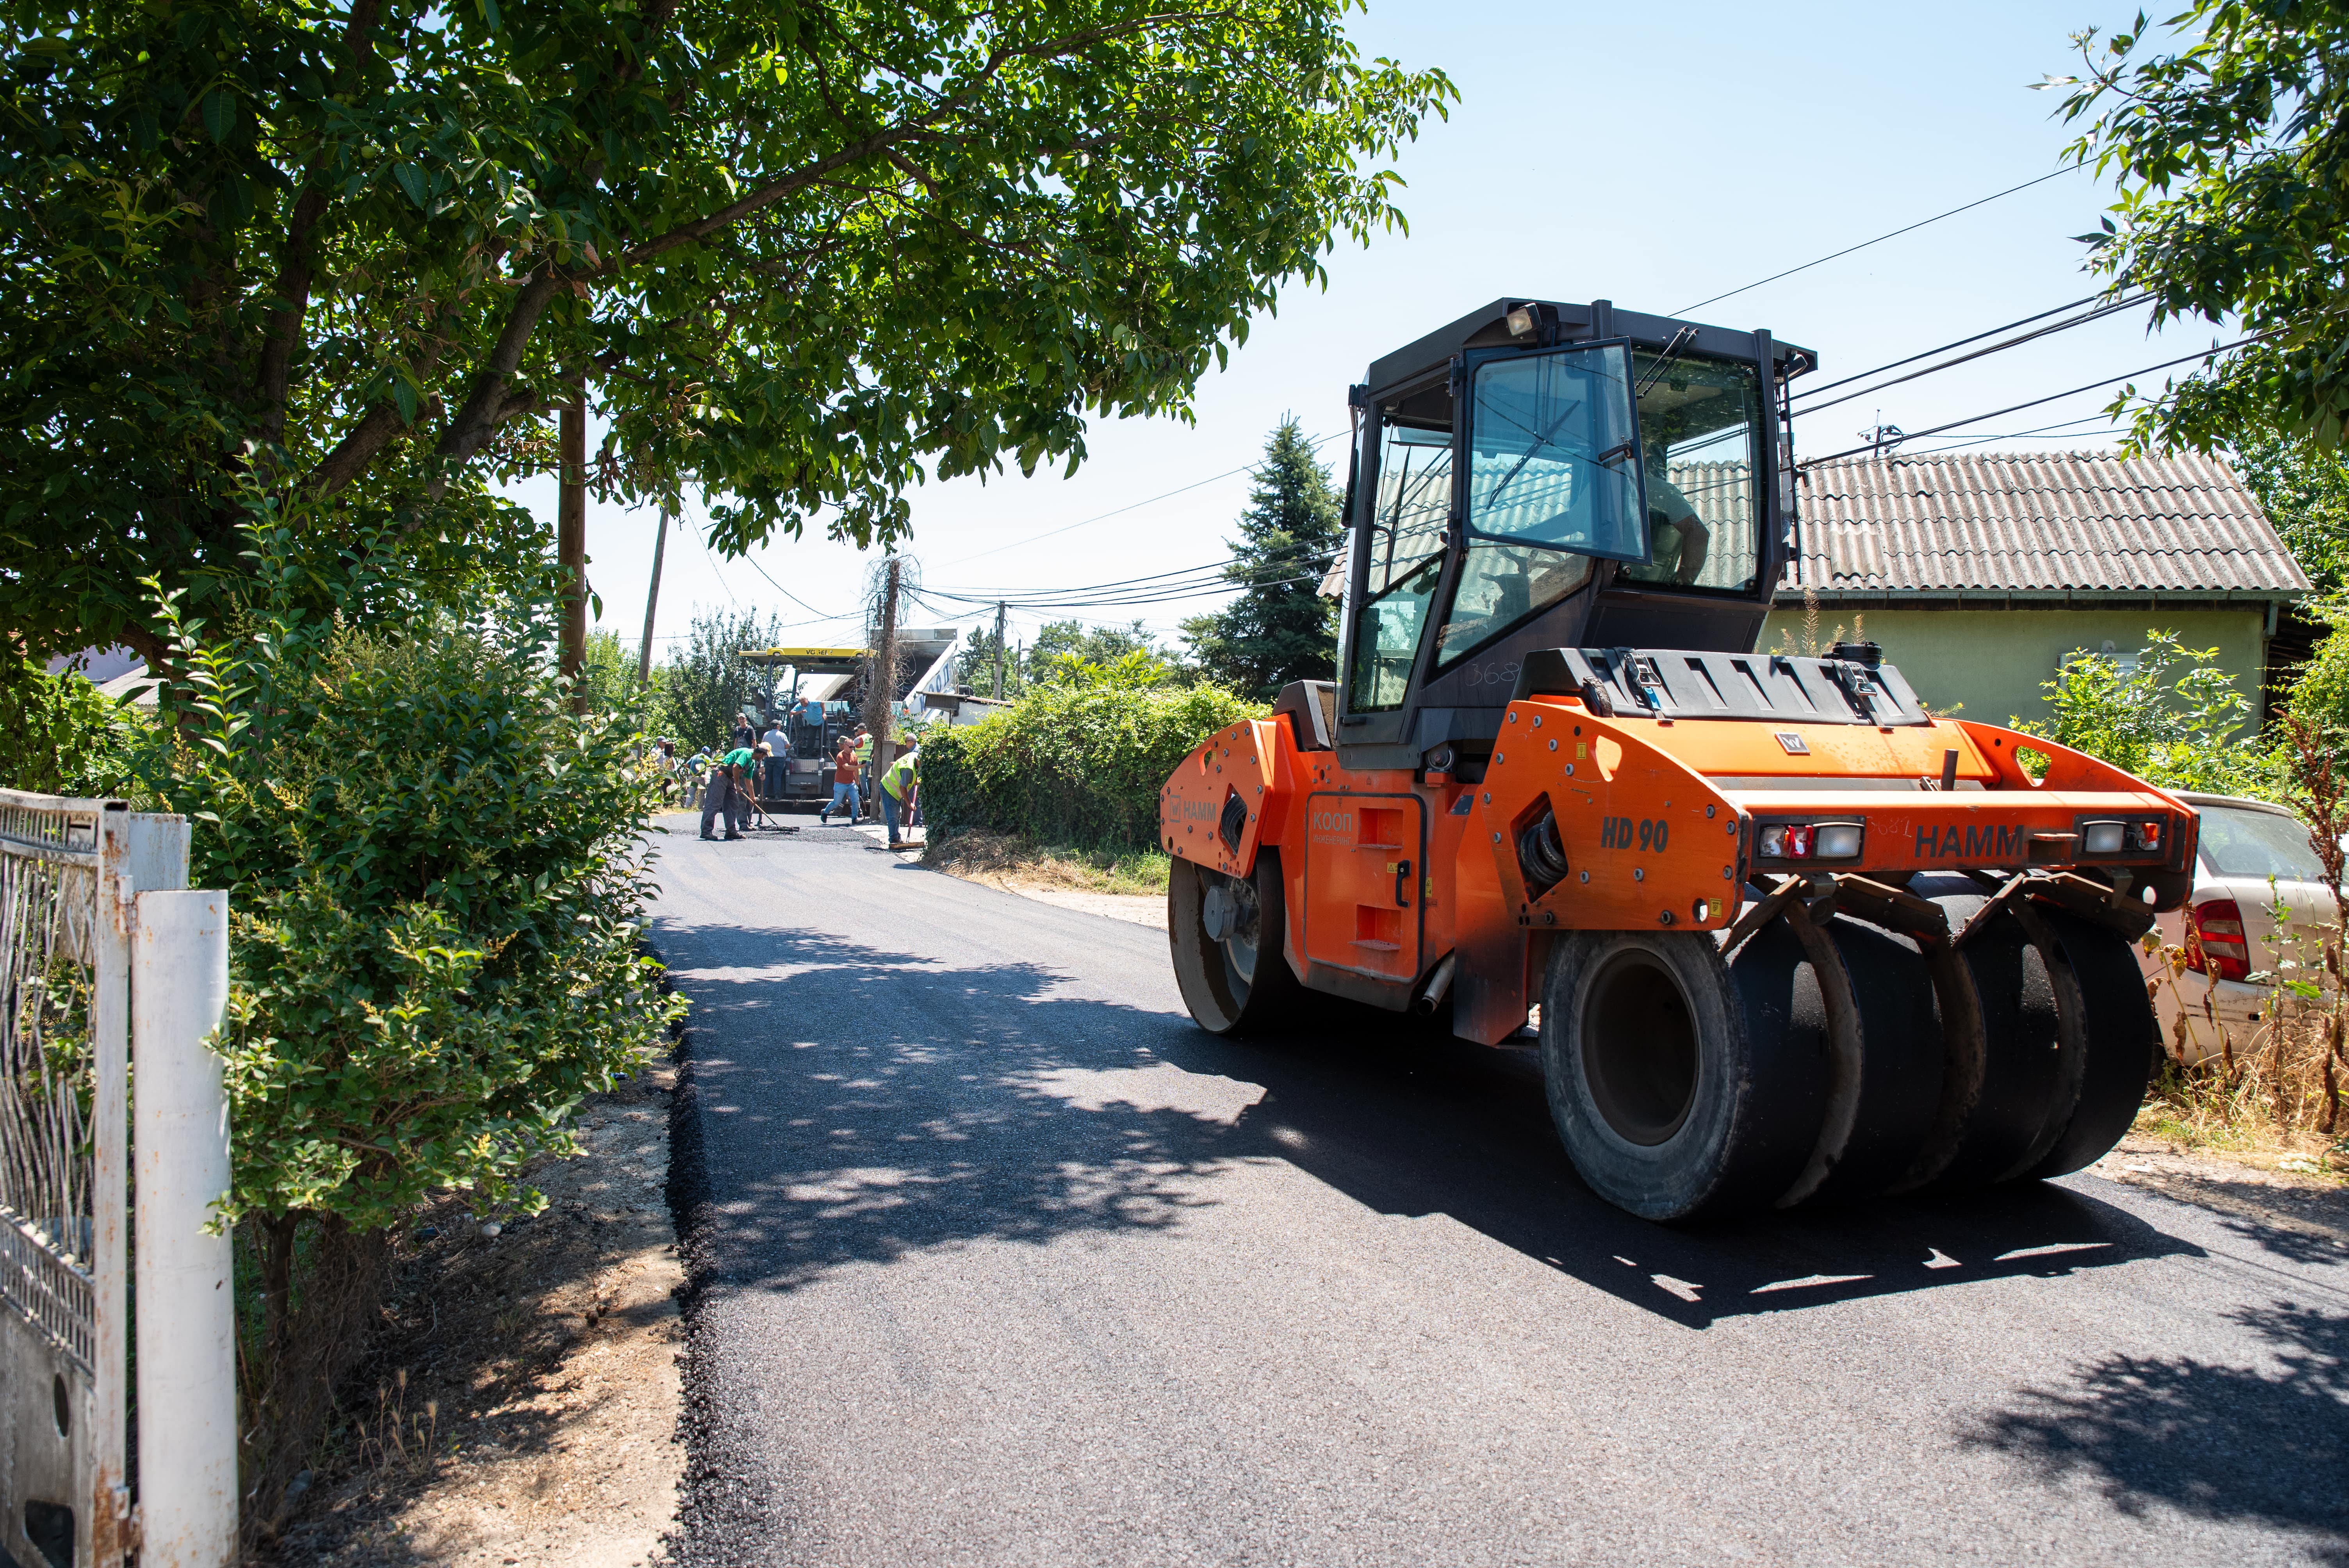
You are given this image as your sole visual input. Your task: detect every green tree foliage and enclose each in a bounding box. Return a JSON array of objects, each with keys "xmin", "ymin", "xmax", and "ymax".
[
  {"xmin": 2283, "ymin": 609, "xmax": 2349, "ymax": 738},
  {"xmin": 2012, "ymin": 630, "xmax": 2280, "ymax": 796},
  {"xmin": 2053, "ymin": 3, "xmax": 2349, "ymax": 449},
  {"xmin": 2230, "ymin": 425, "xmax": 2349, "ymax": 596},
  {"xmin": 0, "ymin": 0, "xmax": 1452, "ymax": 668},
  {"xmin": 0, "ymin": 659, "xmax": 141, "ymax": 795},
  {"xmin": 921, "ymin": 682, "xmax": 1264, "ymax": 850},
  {"xmin": 960, "ymin": 620, "xmax": 1025, "ymax": 699},
  {"xmin": 1182, "ymin": 418, "xmax": 1343, "ymax": 698},
  {"xmin": 657, "ymin": 606, "xmax": 785, "ymax": 748}
]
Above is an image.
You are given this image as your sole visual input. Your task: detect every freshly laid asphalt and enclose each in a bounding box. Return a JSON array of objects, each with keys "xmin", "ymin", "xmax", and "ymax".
[{"xmin": 649, "ymin": 814, "xmax": 2349, "ymax": 1567}]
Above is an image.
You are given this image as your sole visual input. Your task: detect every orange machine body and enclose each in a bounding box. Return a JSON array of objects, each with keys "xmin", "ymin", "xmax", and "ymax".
[{"xmin": 1160, "ymin": 699, "xmax": 2199, "ymax": 1046}]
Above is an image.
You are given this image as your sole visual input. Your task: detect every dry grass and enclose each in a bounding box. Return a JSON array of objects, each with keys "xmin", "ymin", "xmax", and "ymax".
[
  {"xmin": 923, "ymin": 827, "xmax": 1169, "ymax": 897},
  {"xmin": 2139, "ymin": 929, "xmax": 2348, "ymax": 1183}
]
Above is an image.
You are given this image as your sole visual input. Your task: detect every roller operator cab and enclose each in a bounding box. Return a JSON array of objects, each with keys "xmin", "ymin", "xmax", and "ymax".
[{"xmin": 1160, "ymin": 297, "xmax": 2200, "ymax": 1223}]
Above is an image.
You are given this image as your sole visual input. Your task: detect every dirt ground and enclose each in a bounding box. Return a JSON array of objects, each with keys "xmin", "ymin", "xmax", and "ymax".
[
  {"xmin": 268, "ymin": 1064, "xmax": 684, "ymax": 1568},
  {"xmin": 2087, "ymin": 1131, "xmax": 2349, "ymax": 1252}
]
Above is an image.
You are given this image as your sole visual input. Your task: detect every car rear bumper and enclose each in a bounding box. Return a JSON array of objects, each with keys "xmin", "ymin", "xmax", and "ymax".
[{"xmin": 2148, "ymin": 973, "xmax": 2273, "ymax": 1064}]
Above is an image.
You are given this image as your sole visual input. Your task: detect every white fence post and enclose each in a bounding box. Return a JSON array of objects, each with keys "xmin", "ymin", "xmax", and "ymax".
[{"xmin": 131, "ymin": 889, "xmax": 234, "ymax": 1568}]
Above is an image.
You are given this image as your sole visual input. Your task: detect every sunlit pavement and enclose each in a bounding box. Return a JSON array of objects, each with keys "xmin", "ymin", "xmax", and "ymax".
[{"xmin": 648, "ymin": 816, "xmax": 2349, "ymax": 1568}]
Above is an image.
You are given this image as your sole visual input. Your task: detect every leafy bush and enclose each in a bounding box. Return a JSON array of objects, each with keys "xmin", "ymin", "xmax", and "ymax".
[
  {"xmin": 921, "ymin": 682, "xmax": 1265, "ymax": 850},
  {"xmin": 2011, "ymin": 631, "xmax": 2281, "ymax": 798},
  {"xmin": 143, "ymin": 518, "xmax": 682, "ymax": 1527},
  {"xmin": 0, "ymin": 656, "xmax": 141, "ymax": 795},
  {"xmin": 2283, "ymin": 609, "xmax": 2349, "ymax": 742}
]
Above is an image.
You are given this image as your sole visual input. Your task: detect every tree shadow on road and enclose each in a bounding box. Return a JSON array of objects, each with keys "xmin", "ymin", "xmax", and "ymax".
[
  {"xmin": 1965, "ymin": 1301, "xmax": 2349, "ymax": 1562},
  {"xmin": 659, "ymin": 921, "xmax": 2206, "ymax": 1334}
]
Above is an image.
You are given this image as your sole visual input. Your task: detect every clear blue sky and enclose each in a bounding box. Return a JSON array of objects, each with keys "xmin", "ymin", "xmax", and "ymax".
[{"xmin": 517, "ymin": 1, "xmax": 2217, "ymax": 663}]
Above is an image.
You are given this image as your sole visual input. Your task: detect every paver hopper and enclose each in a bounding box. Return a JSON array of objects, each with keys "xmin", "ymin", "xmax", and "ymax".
[{"xmin": 1159, "ymin": 297, "xmax": 2193, "ymax": 1221}]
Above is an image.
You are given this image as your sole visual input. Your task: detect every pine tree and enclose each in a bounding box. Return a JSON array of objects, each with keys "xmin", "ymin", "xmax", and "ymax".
[{"xmin": 1182, "ymin": 418, "xmax": 1344, "ymax": 700}]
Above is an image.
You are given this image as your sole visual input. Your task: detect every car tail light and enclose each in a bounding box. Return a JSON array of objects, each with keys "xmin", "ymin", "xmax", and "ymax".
[{"xmin": 2187, "ymin": 897, "xmax": 2251, "ymax": 982}]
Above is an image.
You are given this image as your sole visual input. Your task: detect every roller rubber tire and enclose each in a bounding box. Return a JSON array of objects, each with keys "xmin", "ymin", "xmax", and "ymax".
[
  {"xmin": 1541, "ymin": 925, "xmax": 1827, "ymax": 1222},
  {"xmin": 1898, "ymin": 877, "xmax": 2065, "ymax": 1192},
  {"xmin": 2021, "ymin": 910, "xmax": 2158, "ymax": 1179},
  {"xmin": 1168, "ymin": 850, "xmax": 1305, "ymax": 1036},
  {"xmin": 1779, "ymin": 912, "xmax": 1948, "ymax": 1207}
]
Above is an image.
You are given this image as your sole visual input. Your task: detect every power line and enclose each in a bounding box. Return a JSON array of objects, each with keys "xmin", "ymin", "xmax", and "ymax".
[
  {"xmin": 683, "ymin": 493, "xmax": 847, "ymax": 623},
  {"xmin": 1790, "ymin": 294, "xmax": 2109, "ymax": 403},
  {"xmin": 1891, "ymin": 413, "xmax": 2127, "ymax": 457},
  {"xmin": 1797, "ymin": 335, "xmax": 2267, "ymax": 469},
  {"xmin": 925, "ymin": 539, "xmax": 1339, "ymax": 608},
  {"xmin": 1674, "ymin": 166, "xmax": 2082, "ymax": 317},
  {"xmin": 934, "ymin": 429, "xmax": 1347, "ymax": 566},
  {"xmin": 1791, "ymin": 294, "xmax": 2152, "ymax": 420}
]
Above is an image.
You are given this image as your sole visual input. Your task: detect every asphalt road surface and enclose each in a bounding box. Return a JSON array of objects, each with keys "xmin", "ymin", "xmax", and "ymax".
[{"xmin": 650, "ymin": 816, "xmax": 2349, "ymax": 1568}]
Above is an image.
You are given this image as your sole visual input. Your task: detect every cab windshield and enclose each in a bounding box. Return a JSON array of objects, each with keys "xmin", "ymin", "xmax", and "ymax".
[{"xmin": 1624, "ymin": 350, "xmax": 1763, "ymax": 593}]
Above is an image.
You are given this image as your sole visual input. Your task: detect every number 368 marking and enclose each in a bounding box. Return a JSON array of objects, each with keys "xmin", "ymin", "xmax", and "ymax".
[{"xmin": 1599, "ymin": 816, "xmax": 1669, "ymax": 852}]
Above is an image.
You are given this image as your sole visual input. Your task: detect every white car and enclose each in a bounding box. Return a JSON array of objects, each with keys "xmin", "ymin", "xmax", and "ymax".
[{"xmin": 2140, "ymin": 792, "xmax": 2342, "ymax": 1063}]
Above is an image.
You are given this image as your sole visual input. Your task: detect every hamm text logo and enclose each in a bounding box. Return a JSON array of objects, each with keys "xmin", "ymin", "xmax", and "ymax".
[{"xmin": 1916, "ymin": 823, "xmax": 2019, "ymax": 859}]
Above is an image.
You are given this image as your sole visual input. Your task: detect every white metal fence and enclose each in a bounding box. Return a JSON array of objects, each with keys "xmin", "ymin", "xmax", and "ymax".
[{"xmin": 0, "ymin": 792, "xmax": 231, "ymax": 1568}]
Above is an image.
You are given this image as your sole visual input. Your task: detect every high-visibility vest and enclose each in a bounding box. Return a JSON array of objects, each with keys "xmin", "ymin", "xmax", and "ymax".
[{"xmin": 882, "ymin": 752, "xmax": 918, "ymax": 799}]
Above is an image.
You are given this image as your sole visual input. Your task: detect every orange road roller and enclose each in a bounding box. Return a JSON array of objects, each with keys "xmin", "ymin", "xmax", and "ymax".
[{"xmin": 1161, "ymin": 296, "xmax": 2194, "ymax": 1222}]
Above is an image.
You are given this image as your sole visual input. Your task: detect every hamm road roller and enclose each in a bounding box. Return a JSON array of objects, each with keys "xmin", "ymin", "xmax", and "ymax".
[{"xmin": 1160, "ymin": 296, "xmax": 2196, "ymax": 1222}]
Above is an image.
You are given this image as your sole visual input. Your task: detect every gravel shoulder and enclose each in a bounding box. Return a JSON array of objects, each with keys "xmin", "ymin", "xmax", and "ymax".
[
  {"xmin": 2087, "ymin": 1134, "xmax": 2349, "ymax": 1258},
  {"xmin": 270, "ymin": 1063, "xmax": 685, "ymax": 1568}
]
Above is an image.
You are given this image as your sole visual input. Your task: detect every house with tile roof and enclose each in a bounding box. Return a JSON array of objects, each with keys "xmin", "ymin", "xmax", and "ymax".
[{"xmin": 1763, "ymin": 450, "xmax": 2310, "ymax": 727}]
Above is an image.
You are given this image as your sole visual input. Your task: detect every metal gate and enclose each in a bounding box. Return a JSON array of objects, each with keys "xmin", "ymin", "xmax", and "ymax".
[
  {"xmin": 0, "ymin": 791, "xmax": 219, "ymax": 1568},
  {"xmin": 0, "ymin": 795, "xmax": 132, "ymax": 1568}
]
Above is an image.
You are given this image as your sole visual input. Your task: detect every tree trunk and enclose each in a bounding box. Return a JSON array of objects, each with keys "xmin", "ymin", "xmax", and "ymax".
[
  {"xmin": 559, "ymin": 377, "xmax": 588, "ymax": 713},
  {"xmin": 993, "ymin": 600, "xmax": 1007, "ymax": 698}
]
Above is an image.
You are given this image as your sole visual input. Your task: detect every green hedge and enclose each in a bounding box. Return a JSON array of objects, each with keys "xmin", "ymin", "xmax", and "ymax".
[{"xmin": 920, "ymin": 683, "xmax": 1267, "ymax": 850}]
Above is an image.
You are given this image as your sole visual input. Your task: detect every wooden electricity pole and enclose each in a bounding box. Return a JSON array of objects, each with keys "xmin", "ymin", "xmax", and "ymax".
[
  {"xmin": 638, "ymin": 498, "xmax": 670, "ymax": 686},
  {"xmin": 558, "ymin": 375, "xmax": 588, "ymax": 714},
  {"xmin": 868, "ymin": 555, "xmax": 902, "ymax": 773},
  {"xmin": 993, "ymin": 600, "xmax": 1007, "ymax": 698}
]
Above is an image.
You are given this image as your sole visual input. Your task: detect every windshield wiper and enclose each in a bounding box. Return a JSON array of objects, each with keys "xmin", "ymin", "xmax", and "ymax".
[
  {"xmin": 1635, "ymin": 328, "xmax": 1698, "ymax": 397},
  {"xmin": 1483, "ymin": 397, "xmax": 1584, "ymax": 505}
]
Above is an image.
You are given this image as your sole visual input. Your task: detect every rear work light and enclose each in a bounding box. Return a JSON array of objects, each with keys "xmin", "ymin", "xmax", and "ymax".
[
  {"xmin": 2187, "ymin": 897, "xmax": 2251, "ymax": 983},
  {"xmin": 2079, "ymin": 817, "xmax": 2168, "ymax": 856},
  {"xmin": 1756, "ymin": 820, "xmax": 1863, "ymax": 862}
]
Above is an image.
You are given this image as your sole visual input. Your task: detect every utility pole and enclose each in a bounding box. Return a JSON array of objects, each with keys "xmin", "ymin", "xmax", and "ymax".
[
  {"xmin": 558, "ymin": 374, "xmax": 588, "ymax": 714},
  {"xmin": 992, "ymin": 600, "xmax": 1007, "ymax": 698},
  {"xmin": 638, "ymin": 497, "xmax": 670, "ymax": 686},
  {"xmin": 868, "ymin": 555, "xmax": 902, "ymax": 773}
]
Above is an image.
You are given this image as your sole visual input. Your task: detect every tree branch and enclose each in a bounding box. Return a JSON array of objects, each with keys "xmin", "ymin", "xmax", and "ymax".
[
  {"xmin": 422, "ymin": 271, "xmax": 567, "ymax": 491},
  {"xmin": 255, "ymin": 0, "xmax": 383, "ymax": 444},
  {"xmin": 613, "ymin": 10, "xmax": 1215, "ymax": 269}
]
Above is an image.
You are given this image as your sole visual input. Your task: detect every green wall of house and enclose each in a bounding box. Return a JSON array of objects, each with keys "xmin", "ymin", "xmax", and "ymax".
[{"xmin": 1754, "ymin": 605, "xmax": 2271, "ymax": 728}]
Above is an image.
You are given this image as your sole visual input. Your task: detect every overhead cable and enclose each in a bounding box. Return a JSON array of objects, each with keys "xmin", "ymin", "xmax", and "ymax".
[
  {"xmin": 1789, "ymin": 293, "xmax": 2108, "ymax": 402},
  {"xmin": 924, "ymin": 540, "xmax": 1338, "ymax": 607},
  {"xmin": 1797, "ymin": 335, "xmax": 2268, "ymax": 469},
  {"xmin": 1890, "ymin": 413, "xmax": 2126, "ymax": 458},
  {"xmin": 1791, "ymin": 294, "xmax": 2152, "ymax": 420},
  {"xmin": 1674, "ymin": 166, "xmax": 2080, "ymax": 316},
  {"xmin": 934, "ymin": 429, "xmax": 1347, "ymax": 566}
]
